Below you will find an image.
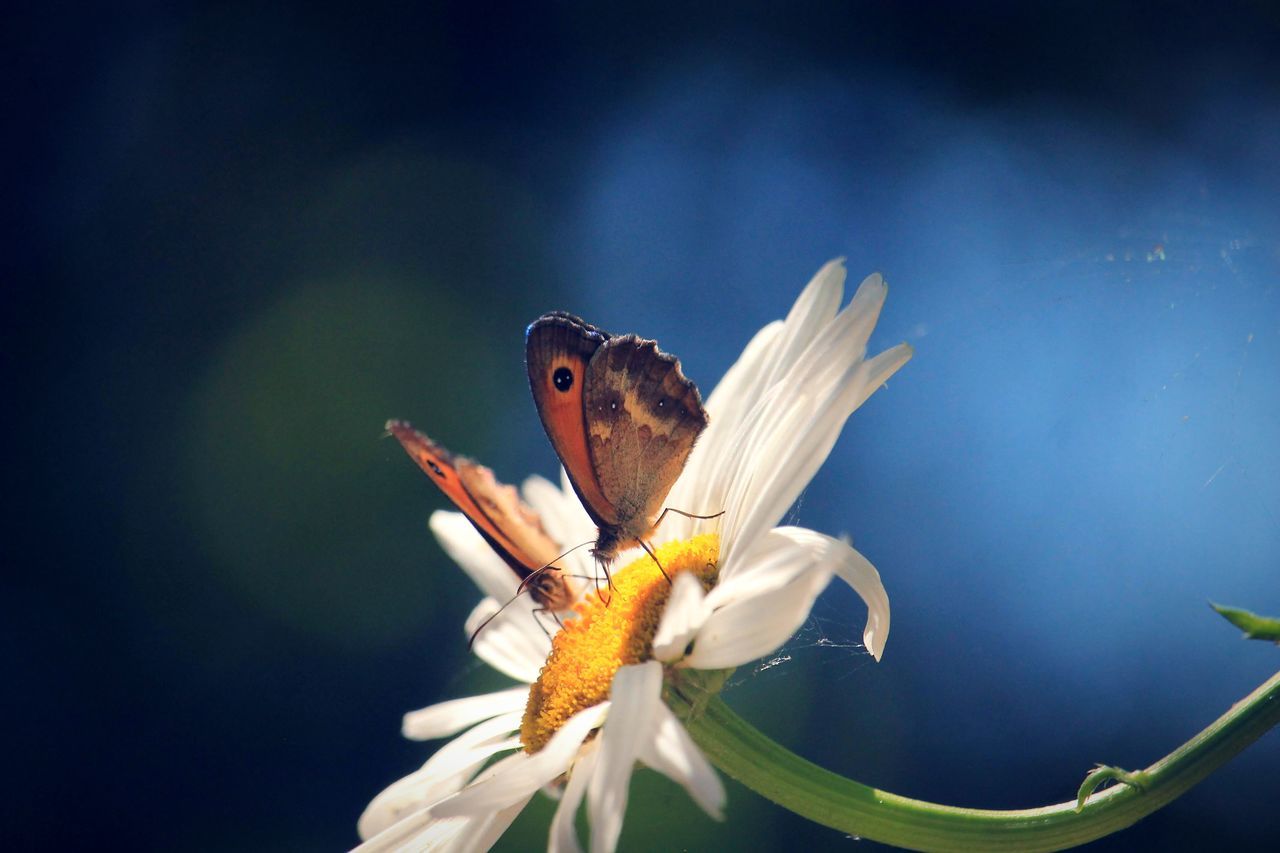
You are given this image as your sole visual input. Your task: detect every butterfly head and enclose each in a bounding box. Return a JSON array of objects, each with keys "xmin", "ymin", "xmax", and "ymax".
[{"xmin": 526, "ymin": 568, "xmax": 576, "ymax": 612}]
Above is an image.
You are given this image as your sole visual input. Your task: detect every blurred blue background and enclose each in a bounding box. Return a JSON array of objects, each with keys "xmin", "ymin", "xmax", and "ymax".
[{"xmin": 9, "ymin": 2, "xmax": 1278, "ymax": 850}]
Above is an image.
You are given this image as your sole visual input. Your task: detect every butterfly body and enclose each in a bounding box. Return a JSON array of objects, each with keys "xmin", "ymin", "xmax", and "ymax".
[
  {"xmin": 526, "ymin": 312, "xmax": 708, "ymax": 564},
  {"xmin": 386, "ymin": 420, "xmax": 575, "ymax": 611}
]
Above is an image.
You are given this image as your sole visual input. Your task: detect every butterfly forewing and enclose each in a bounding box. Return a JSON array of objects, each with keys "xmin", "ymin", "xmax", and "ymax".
[
  {"xmin": 386, "ymin": 420, "xmax": 574, "ymax": 610},
  {"xmin": 525, "ymin": 313, "xmax": 620, "ymax": 529}
]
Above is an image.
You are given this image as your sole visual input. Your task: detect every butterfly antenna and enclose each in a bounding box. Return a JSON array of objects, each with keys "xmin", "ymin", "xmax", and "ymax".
[
  {"xmin": 470, "ymin": 590, "xmax": 568, "ymax": 648},
  {"xmin": 476, "ymin": 542, "xmax": 595, "ymax": 647},
  {"xmin": 467, "ymin": 596, "xmax": 517, "ymax": 649},
  {"xmin": 514, "ymin": 540, "xmax": 594, "ymax": 598}
]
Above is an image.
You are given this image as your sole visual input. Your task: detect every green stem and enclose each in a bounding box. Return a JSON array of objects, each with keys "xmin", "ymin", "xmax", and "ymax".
[{"xmin": 676, "ymin": 669, "xmax": 1280, "ymax": 852}]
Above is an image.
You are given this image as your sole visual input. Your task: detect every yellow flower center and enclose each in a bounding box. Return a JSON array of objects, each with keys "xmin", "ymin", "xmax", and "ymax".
[{"xmin": 519, "ymin": 533, "xmax": 720, "ymax": 753}]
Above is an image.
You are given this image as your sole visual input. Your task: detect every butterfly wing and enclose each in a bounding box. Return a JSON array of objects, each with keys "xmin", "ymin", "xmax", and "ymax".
[
  {"xmin": 525, "ymin": 312, "xmax": 620, "ymax": 529},
  {"xmin": 386, "ymin": 420, "xmax": 564, "ymax": 589},
  {"xmin": 582, "ymin": 335, "xmax": 709, "ymax": 538}
]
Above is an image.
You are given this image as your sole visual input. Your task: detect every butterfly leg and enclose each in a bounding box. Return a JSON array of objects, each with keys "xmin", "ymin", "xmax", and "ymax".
[
  {"xmin": 637, "ymin": 538, "xmax": 671, "ymax": 585},
  {"xmin": 652, "ymin": 506, "xmax": 727, "ymax": 531},
  {"xmin": 530, "ymin": 606, "xmax": 564, "ymax": 640}
]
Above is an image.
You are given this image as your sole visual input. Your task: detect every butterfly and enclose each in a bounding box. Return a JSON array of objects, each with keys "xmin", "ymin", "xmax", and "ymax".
[
  {"xmin": 385, "ymin": 420, "xmax": 576, "ymax": 613},
  {"xmin": 525, "ymin": 312, "xmax": 710, "ymax": 573}
]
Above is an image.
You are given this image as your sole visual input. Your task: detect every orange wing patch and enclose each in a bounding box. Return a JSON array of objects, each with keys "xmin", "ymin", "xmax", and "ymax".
[
  {"xmin": 386, "ymin": 420, "xmax": 574, "ymax": 611},
  {"xmin": 526, "ymin": 314, "xmax": 620, "ymax": 528}
]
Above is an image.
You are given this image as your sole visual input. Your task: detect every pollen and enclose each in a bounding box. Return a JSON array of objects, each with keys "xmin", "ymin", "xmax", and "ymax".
[{"xmin": 520, "ymin": 533, "xmax": 719, "ymax": 753}]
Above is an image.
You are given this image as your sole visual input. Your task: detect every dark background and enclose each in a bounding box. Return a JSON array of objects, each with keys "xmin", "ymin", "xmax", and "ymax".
[{"xmin": 9, "ymin": 2, "xmax": 1279, "ymax": 850}]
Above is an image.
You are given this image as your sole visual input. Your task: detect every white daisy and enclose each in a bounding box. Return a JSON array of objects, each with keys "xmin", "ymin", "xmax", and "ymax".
[{"xmin": 358, "ymin": 260, "xmax": 913, "ymax": 852}]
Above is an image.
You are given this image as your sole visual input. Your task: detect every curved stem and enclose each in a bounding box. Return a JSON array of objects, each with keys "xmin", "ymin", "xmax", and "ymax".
[{"xmin": 676, "ymin": 670, "xmax": 1280, "ymax": 852}]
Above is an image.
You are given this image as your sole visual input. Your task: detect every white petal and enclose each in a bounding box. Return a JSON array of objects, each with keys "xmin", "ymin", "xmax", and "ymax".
[
  {"xmin": 684, "ymin": 529, "xmax": 844, "ymax": 670},
  {"xmin": 433, "ymin": 702, "xmax": 608, "ymax": 817},
  {"xmin": 702, "ymin": 528, "xmax": 821, "ymax": 610},
  {"xmin": 715, "ymin": 392, "xmax": 816, "ymax": 568},
  {"xmin": 651, "ymin": 572, "xmax": 710, "ymax": 662},
  {"xmin": 824, "ymin": 536, "xmax": 892, "ymax": 662},
  {"xmin": 353, "ymin": 807, "xmax": 444, "ymax": 851},
  {"xmin": 853, "ymin": 342, "xmax": 914, "ymax": 413},
  {"xmin": 430, "ymin": 511, "xmax": 522, "ymax": 602},
  {"xmin": 356, "ymin": 793, "xmax": 532, "ymax": 853},
  {"xmin": 705, "ymin": 270, "xmax": 911, "ymax": 569},
  {"xmin": 755, "ymin": 258, "xmax": 847, "ymax": 394},
  {"xmin": 522, "ymin": 475, "xmax": 598, "ymax": 583},
  {"xmin": 701, "ymin": 321, "xmax": 784, "ymax": 435},
  {"xmin": 465, "ymin": 598, "xmax": 548, "ymax": 684},
  {"xmin": 358, "ymin": 739, "xmax": 520, "ymax": 843},
  {"xmin": 686, "ymin": 565, "xmax": 831, "ymax": 670},
  {"xmin": 637, "ymin": 702, "xmax": 725, "ymax": 819},
  {"xmin": 402, "ymin": 687, "xmax": 530, "ymax": 741},
  {"xmin": 588, "ymin": 662, "xmax": 663, "ymax": 853},
  {"xmin": 457, "ymin": 796, "xmax": 533, "ymax": 853},
  {"xmin": 721, "ymin": 525, "xmax": 890, "ymax": 655},
  {"xmin": 548, "ymin": 741, "xmax": 599, "ymax": 853},
  {"xmin": 671, "ymin": 260, "xmax": 848, "ymax": 533},
  {"xmin": 667, "ymin": 320, "xmax": 783, "ymax": 540},
  {"xmin": 358, "ymin": 711, "xmax": 523, "ymax": 841}
]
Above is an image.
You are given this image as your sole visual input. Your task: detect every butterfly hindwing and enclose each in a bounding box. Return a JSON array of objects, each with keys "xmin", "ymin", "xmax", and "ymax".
[{"xmin": 584, "ymin": 335, "xmax": 709, "ymax": 535}]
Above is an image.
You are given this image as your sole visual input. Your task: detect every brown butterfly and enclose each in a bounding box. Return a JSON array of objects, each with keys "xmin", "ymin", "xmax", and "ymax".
[
  {"xmin": 525, "ymin": 312, "xmax": 711, "ymax": 573},
  {"xmin": 385, "ymin": 420, "xmax": 576, "ymax": 613}
]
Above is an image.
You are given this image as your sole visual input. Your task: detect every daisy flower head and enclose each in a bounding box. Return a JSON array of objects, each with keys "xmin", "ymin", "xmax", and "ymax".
[{"xmin": 359, "ymin": 260, "xmax": 913, "ymax": 852}]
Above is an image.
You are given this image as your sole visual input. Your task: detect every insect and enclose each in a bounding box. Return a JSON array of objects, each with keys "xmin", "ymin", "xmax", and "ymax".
[
  {"xmin": 525, "ymin": 312, "xmax": 711, "ymax": 578},
  {"xmin": 385, "ymin": 420, "xmax": 576, "ymax": 613}
]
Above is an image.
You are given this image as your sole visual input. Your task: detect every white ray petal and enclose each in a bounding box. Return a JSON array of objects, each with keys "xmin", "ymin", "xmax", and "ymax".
[
  {"xmin": 712, "ymin": 526, "xmax": 830, "ymax": 594},
  {"xmin": 359, "ymin": 710, "xmax": 526, "ymax": 840},
  {"xmin": 716, "ymin": 392, "xmax": 816, "ymax": 567},
  {"xmin": 671, "ymin": 265, "xmax": 845, "ymax": 545},
  {"xmin": 686, "ymin": 565, "xmax": 832, "ymax": 670},
  {"xmin": 671, "ymin": 261, "xmax": 854, "ymax": 545},
  {"xmin": 430, "ymin": 511, "xmax": 522, "ymax": 602},
  {"xmin": 651, "ymin": 572, "xmax": 710, "ymax": 662},
  {"xmin": 706, "ymin": 271, "xmax": 911, "ymax": 569},
  {"xmin": 702, "ymin": 321, "xmax": 784, "ymax": 429},
  {"xmin": 718, "ymin": 347, "xmax": 912, "ymax": 570},
  {"xmin": 851, "ymin": 342, "xmax": 914, "ymax": 414},
  {"xmin": 465, "ymin": 599, "xmax": 548, "ymax": 684},
  {"xmin": 356, "ymin": 793, "xmax": 533, "ymax": 853},
  {"xmin": 756, "ymin": 258, "xmax": 846, "ymax": 393},
  {"xmin": 637, "ymin": 702, "xmax": 725, "ymax": 819},
  {"xmin": 522, "ymin": 474, "xmax": 598, "ymax": 581},
  {"xmin": 824, "ymin": 536, "xmax": 891, "ymax": 662},
  {"xmin": 458, "ymin": 797, "xmax": 534, "ymax": 853},
  {"xmin": 353, "ymin": 807, "xmax": 444, "ymax": 851},
  {"xmin": 588, "ymin": 662, "xmax": 662, "ymax": 853},
  {"xmin": 401, "ymin": 687, "xmax": 530, "ymax": 741},
  {"xmin": 668, "ymin": 320, "xmax": 783, "ymax": 539},
  {"xmin": 703, "ymin": 529, "xmax": 820, "ymax": 610},
  {"xmin": 548, "ymin": 740, "xmax": 599, "ymax": 853},
  {"xmin": 433, "ymin": 703, "xmax": 608, "ymax": 817},
  {"xmin": 685, "ymin": 530, "xmax": 840, "ymax": 670}
]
